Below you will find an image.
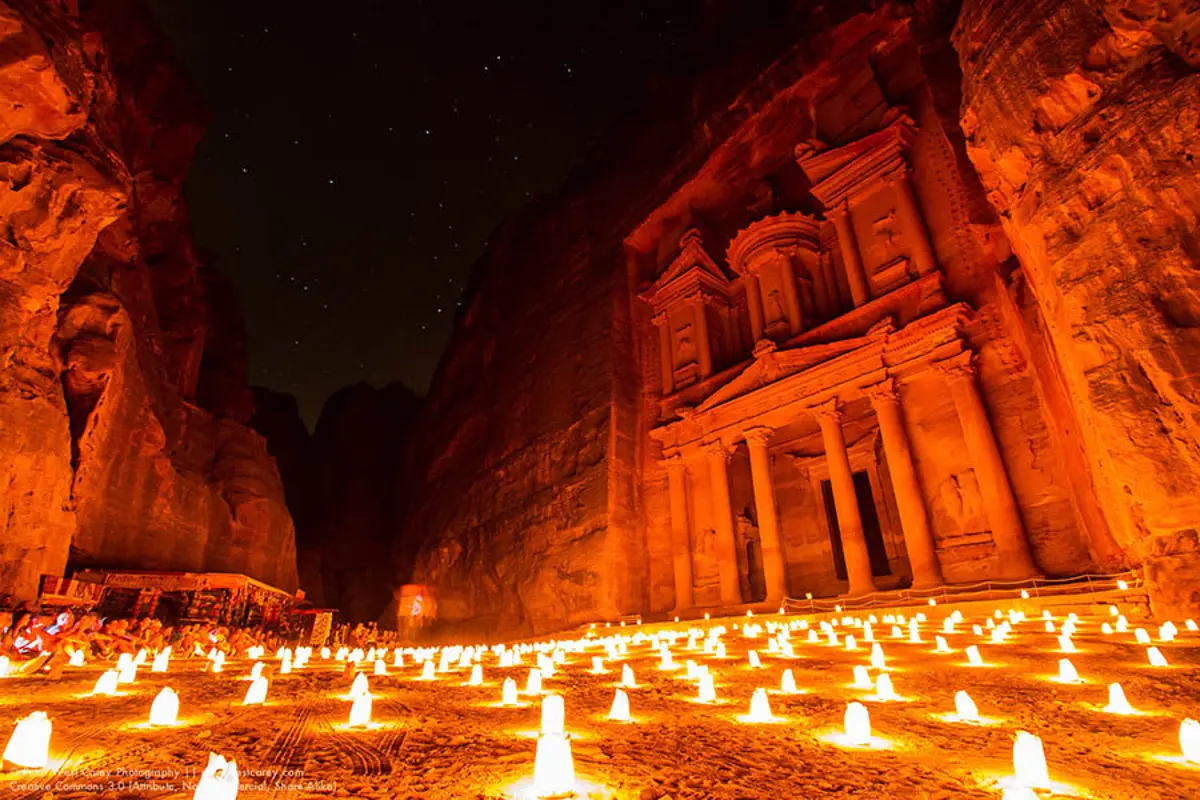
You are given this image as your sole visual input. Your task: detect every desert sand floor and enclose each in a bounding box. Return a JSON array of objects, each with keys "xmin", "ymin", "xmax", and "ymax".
[{"xmin": 0, "ymin": 604, "xmax": 1197, "ymax": 799}]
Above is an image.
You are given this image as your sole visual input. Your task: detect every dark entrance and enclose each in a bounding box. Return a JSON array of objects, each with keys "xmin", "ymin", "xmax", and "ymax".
[{"xmin": 820, "ymin": 471, "xmax": 891, "ymax": 580}]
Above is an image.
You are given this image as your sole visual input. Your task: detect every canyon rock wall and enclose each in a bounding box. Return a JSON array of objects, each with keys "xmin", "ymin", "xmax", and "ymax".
[
  {"xmin": 0, "ymin": 0, "xmax": 297, "ymax": 598},
  {"xmin": 955, "ymin": 0, "xmax": 1200, "ymax": 618},
  {"xmin": 252, "ymin": 383, "xmax": 419, "ymax": 622}
]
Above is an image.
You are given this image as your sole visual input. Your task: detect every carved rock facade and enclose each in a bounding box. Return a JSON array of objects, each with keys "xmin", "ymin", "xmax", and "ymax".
[
  {"xmin": 0, "ymin": 0, "xmax": 297, "ymax": 598},
  {"xmin": 403, "ymin": 0, "xmax": 1200, "ymax": 638}
]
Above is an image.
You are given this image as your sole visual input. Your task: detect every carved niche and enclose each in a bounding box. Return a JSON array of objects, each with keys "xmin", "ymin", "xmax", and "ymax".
[{"xmin": 641, "ymin": 229, "xmax": 738, "ymax": 394}]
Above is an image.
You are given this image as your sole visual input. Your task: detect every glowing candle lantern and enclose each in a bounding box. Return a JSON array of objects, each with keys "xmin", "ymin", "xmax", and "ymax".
[
  {"xmin": 118, "ymin": 660, "xmax": 137, "ymax": 684},
  {"xmin": 149, "ymin": 687, "xmax": 179, "ymax": 726},
  {"xmin": 1116, "ymin": 616, "xmax": 1129, "ymax": 633},
  {"xmin": 392, "ymin": 649, "xmax": 404, "ymax": 668},
  {"xmin": 1160, "ymin": 622, "xmax": 1178, "ymax": 642},
  {"xmin": 2, "ymin": 711, "xmax": 50, "ymax": 769},
  {"xmin": 746, "ymin": 688, "xmax": 774, "ymax": 722},
  {"xmin": 336, "ymin": 647, "xmax": 348, "ymax": 661},
  {"xmin": 1187, "ymin": 619, "xmax": 1198, "ymax": 632},
  {"xmin": 697, "ymin": 672, "xmax": 716, "ymax": 703},
  {"xmin": 889, "ymin": 625, "xmax": 902, "ymax": 639},
  {"xmin": 716, "ymin": 641, "xmax": 727, "ymax": 659},
  {"xmin": 502, "ymin": 677, "xmax": 518, "ymax": 706},
  {"xmin": 279, "ymin": 654, "xmax": 292, "ymax": 675},
  {"xmin": 591, "ymin": 656, "xmax": 605, "ymax": 674},
  {"xmin": 972, "ymin": 625, "xmax": 983, "ymax": 637},
  {"xmin": 1012, "ymin": 731, "xmax": 1050, "ymax": 788},
  {"xmin": 874, "ymin": 673, "xmax": 898, "ymax": 701},
  {"xmin": 193, "ymin": 752, "xmax": 238, "ymax": 800},
  {"xmin": 991, "ymin": 626, "xmax": 1007, "ymax": 645},
  {"xmin": 621, "ymin": 663, "xmax": 636, "ymax": 688},
  {"xmin": 68, "ymin": 650, "xmax": 84, "ymax": 667},
  {"xmin": 942, "ymin": 618, "xmax": 955, "ymax": 634},
  {"xmin": 1147, "ymin": 647, "xmax": 1169, "ymax": 667},
  {"xmin": 935, "ymin": 636, "xmax": 951, "ymax": 654},
  {"xmin": 609, "ymin": 688, "xmax": 631, "ymax": 722},
  {"xmin": 748, "ymin": 651, "xmax": 762, "ymax": 668},
  {"xmin": 1135, "ymin": 628, "xmax": 1151, "ymax": 644},
  {"xmin": 371, "ymin": 659, "xmax": 385, "ymax": 676},
  {"xmin": 965, "ymin": 645, "xmax": 984, "ymax": 667},
  {"xmin": 526, "ymin": 668, "xmax": 542, "ymax": 695},
  {"xmin": 1044, "ymin": 620, "xmax": 1055, "ymax": 634},
  {"xmin": 781, "ymin": 669, "xmax": 798, "ymax": 695},
  {"xmin": 93, "ymin": 670, "xmax": 119, "ymax": 695},
  {"xmin": 1181, "ymin": 718, "xmax": 1200, "ymax": 763},
  {"xmin": 1102, "ymin": 622, "xmax": 1114, "ymax": 635},
  {"xmin": 908, "ymin": 620, "xmax": 921, "ymax": 644},
  {"xmin": 807, "ymin": 630, "xmax": 818, "ymax": 644},
  {"xmin": 211, "ymin": 652, "xmax": 224, "ymax": 673},
  {"xmin": 1117, "ymin": 579, "xmax": 1129, "ymax": 591},
  {"xmin": 541, "ymin": 694, "xmax": 565, "ymax": 736},
  {"xmin": 421, "ymin": 660, "xmax": 436, "ymax": 681},
  {"xmin": 1020, "ymin": 589, "xmax": 1030, "ymax": 599},
  {"xmin": 852, "ymin": 665, "xmax": 873, "ymax": 690},
  {"xmin": 117, "ymin": 652, "xmax": 133, "ymax": 671},
  {"xmin": 320, "ymin": 647, "xmax": 331, "ymax": 660},
  {"xmin": 1057, "ymin": 634, "xmax": 1076, "ymax": 654},
  {"xmin": 659, "ymin": 649, "xmax": 675, "ymax": 671},
  {"xmin": 844, "ymin": 702, "xmax": 871, "ymax": 745},
  {"xmin": 249, "ymin": 662, "xmax": 263, "ymax": 681},
  {"xmin": 134, "ymin": 648, "xmax": 148, "ymax": 666},
  {"xmin": 152, "ymin": 649, "xmax": 170, "ymax": 673},
  {"xmin": 844, "ymin": 635, "xmax": 857, "ymax": 652},
  {"xmin": 532, "ymin": 726, "xmax": 575, "ymax": 798},
  {"xmin": 1104, "ymin": 682, "xmax": 1134, "ymax": 714},
  {"xmin": 954, "ymin": 690, "xmax": 979, "ymax": 722},
  {"xmin": 862, "ymin": 623, "xmax": 874, "ymax": 642},
  {"xmin": 1056, "ymin": 659, "xmax": 1080, "ymax": 683},
  {"xmin": 869, "ymin": 643, "xmax": 885, "ymax": 670},
  {"xmin": 341, "ymin": 689, "xmax": 371, "ymax": 728},
  {"xmin": 243, "ymin": 677, "xmax": 268, "ymax": 705}
]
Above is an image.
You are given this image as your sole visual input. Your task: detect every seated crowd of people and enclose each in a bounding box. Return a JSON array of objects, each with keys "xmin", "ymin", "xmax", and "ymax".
[{"xmin": 0, "ymin": 602, "xmax": 394, "ymax": 676}]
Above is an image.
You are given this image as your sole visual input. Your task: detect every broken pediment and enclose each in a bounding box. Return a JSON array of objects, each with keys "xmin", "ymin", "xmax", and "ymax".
[{"xmin": 640, "ymin": 228, "xmax": 733, "ymax": 308}]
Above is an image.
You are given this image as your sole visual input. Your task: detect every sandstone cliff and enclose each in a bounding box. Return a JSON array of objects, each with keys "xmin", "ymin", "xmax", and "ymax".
[
  {"xmin": 955, "ymin": 0, "xmax": 1200, "ymax": 619},
  {"xmin": 0, "ymin": 0, "xmax": 297, "ymax": 598}
]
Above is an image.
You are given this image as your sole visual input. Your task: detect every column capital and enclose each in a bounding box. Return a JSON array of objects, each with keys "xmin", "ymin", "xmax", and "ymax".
[
  {"xmin": 703, "ymin": 439, "xmax": 735, "ymax": 462},
  {"xmin": 665, "ymin": 453, "xmax": 687, "ymax": 474},
  {"xmin": 651, "ymin": 312, "xmax": 669, "ymax": 328},
  {"xmin": 932, "ymin": 351, "xmax": 977, "ymax": 384},
  {"xmin": 809, "ymin": 397, "xmax": 842, "ymax": 425},
  {"xmin": 744, "ymin": 426, "xmax": 775, "ymax": 448},
  {"xmin": 690, "ymin": 290, "xmax": 715, "ymax": 308},
  {"xmin": 862, "ymin": 377, "xmax": 900, "ymax": 407}
]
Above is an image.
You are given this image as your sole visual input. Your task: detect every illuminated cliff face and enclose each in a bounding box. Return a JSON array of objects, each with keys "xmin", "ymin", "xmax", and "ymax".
[
  {"xmin": 0, "ymin": 0, "xmax": 296, "ymax": 596},
  {"xmin": 403, "ymin": 0, "xmax": 1199, "ymax": 638}
]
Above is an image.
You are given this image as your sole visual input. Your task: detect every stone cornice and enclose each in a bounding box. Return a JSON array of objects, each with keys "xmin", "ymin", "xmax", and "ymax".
[{"xmin": 798, "ymin": 118, "xmax": 917, "ymax": 211}]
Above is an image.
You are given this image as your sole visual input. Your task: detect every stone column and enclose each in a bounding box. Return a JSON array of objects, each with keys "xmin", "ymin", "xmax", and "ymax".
[
  {"xmin": 890, "ymin": 172, "xmax": 937, "ymax": 276},
  {"xmin": 934, "ymin": 353, "xmax": 1041, "ymax": 579},
  {"xmin": 743, "ymin": 274, "xmax": 765, "ymax": 342},
  {"xmin": 691, "ymin": 294, "xmax": 714, "ymax": 378},
  {"xmin": 665, "ymin": 455, "xmax": 695, "ymax": 610},
  {"xmin": 812, "ymin": 399, "xmax": 877, "ymax": 596},
  {"xmin": 744, "ymin": 427, "xmax": 788, "ymax": 605},
  {"xmin": 829, "ymin": 205, "xmax": 870, "ymax": 307},
  {"xmin": 863, "ymin": 378, "xmax": 944, "ymax": 588},
  {"xmin": 704, "ymin": 440, "xmax": 743, "ymax": 606},
  {"xmin": 777, "ymin": 250, "xmax": 804, "ymax": 336},
  {"xmin": 652, "ymin": 313, "xmax": 674, "ymax": 395}
]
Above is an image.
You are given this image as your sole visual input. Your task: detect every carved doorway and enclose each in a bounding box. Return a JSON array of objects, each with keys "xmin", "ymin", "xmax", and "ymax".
[{"xmin": 820, "ymin": 471, "xmax": 892, "ymax": 580}]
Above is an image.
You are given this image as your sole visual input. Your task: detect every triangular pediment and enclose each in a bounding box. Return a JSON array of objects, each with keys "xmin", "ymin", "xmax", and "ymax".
[
  {"xmin": 696, "ymin": 337, "xmax": 870, "ymax": 411},
  {"xmin": 641, "ymin": 229, "xmax": 731, "ymax": 304}
]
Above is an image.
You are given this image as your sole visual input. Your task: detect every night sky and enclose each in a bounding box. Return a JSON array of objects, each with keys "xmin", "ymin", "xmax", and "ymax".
[{"xmin": 147, "ymin": 0, "xmax": 707, "ymax": 426}]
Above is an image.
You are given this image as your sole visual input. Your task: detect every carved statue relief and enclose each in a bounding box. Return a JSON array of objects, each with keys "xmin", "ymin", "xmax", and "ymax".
[
  {"xmin": 871, "ymin": 209, "xmax": 900, "ymax": 259},
  {"xmin": 674, "ymin": 323, "xmax": 697, "ymax": 367},
  {"xmin": 691, "ymin": 527, "xmax": 720, "ymax": 590},
  {"xmin": 765, "ymin": 287, "xmax": 786, "ymax": 324},
  {"xmin": 938, "ymin": 470, "xmax": 987, "ymax": 534}
]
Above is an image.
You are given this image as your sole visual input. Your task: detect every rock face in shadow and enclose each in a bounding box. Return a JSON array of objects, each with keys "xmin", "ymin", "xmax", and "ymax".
[
  {"xmin": 252, "ymin": 383, "xmax": 420, "ymax": 622},
  {"xmin": 0, "ymin": 0, "xmax": 297, "ymax": 598},
  {"xmin": 954, "ymin": 0, "xmax": 1200, "ymax": 618}
]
